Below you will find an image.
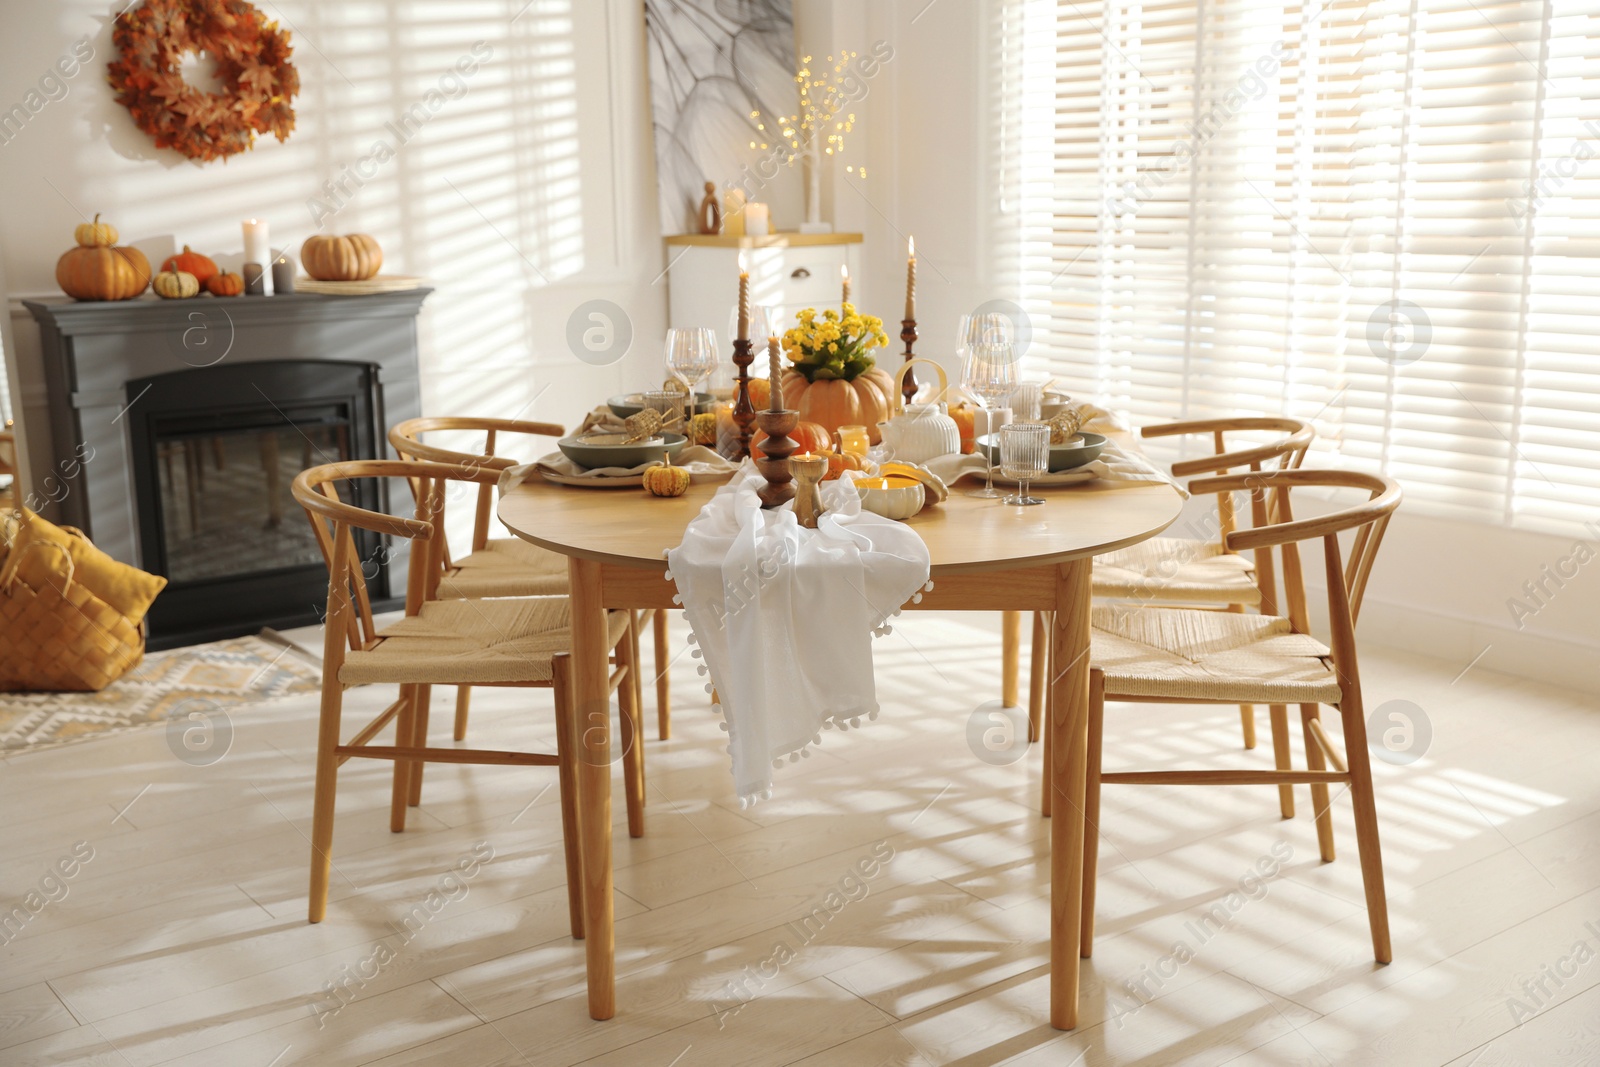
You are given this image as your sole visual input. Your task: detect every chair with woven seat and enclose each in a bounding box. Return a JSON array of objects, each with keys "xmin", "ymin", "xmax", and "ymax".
[
  {"xmin": 389, "ymin": 417, "xmax": 673, "ymax": 748},
  {"xmin": 1079, "ymin": 468, "xmax": 1402, "ymax": 964},
  {"xmin": 292, "ymin": 459, "xmax": 647, "ymax": 932},
  {"xmin": 1027, "ymin": 417, "xmax": 1314, "ymax": 819}
]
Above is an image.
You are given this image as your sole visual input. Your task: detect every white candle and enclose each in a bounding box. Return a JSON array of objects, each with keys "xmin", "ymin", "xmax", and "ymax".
[
  {"xmin": 723, "ymin": 189, "xmax": 747, "ymax": 236},
  {"xmin": 904, "ymin": 235, "xmax": 916, "ymax": 321},
  {"xmin": 841, "ymin": 264, "xmax": 851, "ymax": 307},
  {"xmin": 242, "ymin": 219, "xmax": 270, "ymax": 270},
  {"xmin": 768, "ymin": 335, "xmax": 782, "ymax": 411},
  {"xmin": 737, "ymin": 250, "xmax": 750, "ymax": 341},
  {"xmin": 745, "ymin": 202, "xmax": 770, "ymax": 236}
]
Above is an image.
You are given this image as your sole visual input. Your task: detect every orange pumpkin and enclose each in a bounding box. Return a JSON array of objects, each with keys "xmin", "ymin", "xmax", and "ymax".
[
  {"xmin": 950, "ymin": 402, "xmax": 977, "ymax": 454},
  {"xmin": 750, "ymin": 420, "xmax": 830, "ymax": 460},
  {"xmin": 206, "ymin": 271, "xmax": 245, "ymax": 297},
  {"xmin": 819, "ymin": 449, "xmax": 867, "ymax": 481},
  {"xmin": 301, "ymin": 233, "xmax": 383, "ymax": 281},
  {"xmin": 56, "ymin": 245, "xmax": 151, "ymax": 301},
  {"xmin": 748, "ymin": 376, "xmax": 771, "ymax": 410},
  {"xmin": 780, "ymin": 366, "xmax": 896, "ymax": 443},
  {"xmin": 162, "ymin": 245, "xmax": 218, "ymax": 285}
]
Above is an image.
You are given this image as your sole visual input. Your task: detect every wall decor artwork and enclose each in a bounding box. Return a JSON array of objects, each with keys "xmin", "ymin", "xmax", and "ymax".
[
  {"xmin": 108, "ymin": 0, "xmax": 298, "ymax": 164},
  {"xmin": 644, "ymin": 0, "xmax": 797, "ymax": 235}
]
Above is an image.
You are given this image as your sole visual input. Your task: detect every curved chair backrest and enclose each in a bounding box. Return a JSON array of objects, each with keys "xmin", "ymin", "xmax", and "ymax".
[
  {"xmin": 1140, "ymin": 416, "xmax": 1314, "ymax": 614},
  {"xmin": 388, "ymin": 417, "xmax": 564, "ymax": 567},
  {"xmin": 292, "ymin": 459, "xmax": 501, "ymax": 659},
  {"xmin": 1188, "ymin": 468, "xmax": 1402, "ymax": 690}
]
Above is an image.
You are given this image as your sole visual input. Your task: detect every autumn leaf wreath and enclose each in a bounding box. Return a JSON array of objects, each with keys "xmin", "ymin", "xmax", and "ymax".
[{"xmin": 108, "ymin": 0, "xmax": 299, "ymax": 163}]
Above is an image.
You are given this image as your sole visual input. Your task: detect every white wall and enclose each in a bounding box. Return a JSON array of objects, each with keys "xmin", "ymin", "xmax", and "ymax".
[{"xmin": 1, "ymin": 0, "xmax": 668, "ymax": 524}]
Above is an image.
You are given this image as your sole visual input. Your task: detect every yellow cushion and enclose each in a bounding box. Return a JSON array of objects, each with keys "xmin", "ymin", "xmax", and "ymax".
[{"xmin": 8, "ymin": 509, "xmax": 166, "ymax": 623}]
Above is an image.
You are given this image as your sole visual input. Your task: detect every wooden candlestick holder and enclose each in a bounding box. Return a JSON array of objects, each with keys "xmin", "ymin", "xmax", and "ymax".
[
  {"xmin": 730, "ymin": 337, "xmax": 757, "ymax": 459},
  {"xmin": 754, "ymin": 409, "xmax": 799, "ymax": 508},
  {"xmin": 791, "ymin": 453, "xmax": 827, "ymax": 529},
  {"xmin": 899, "ymin": 318, "xmax": 919, "ymax": 405}
]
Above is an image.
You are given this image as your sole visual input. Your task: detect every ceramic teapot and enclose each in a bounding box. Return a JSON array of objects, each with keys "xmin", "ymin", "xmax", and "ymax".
[{"xmin": 877, "ymin": 358, "xmax": 962, "ymax": 464}]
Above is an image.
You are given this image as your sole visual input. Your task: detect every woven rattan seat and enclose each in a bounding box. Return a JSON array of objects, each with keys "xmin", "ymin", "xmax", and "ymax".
[
  {"xmin": 1092, "ymin": 537, "xmax": 1261, "ymax": 605},
  {"xmin": 438, "ymin": 537, "xmax": 569, "ymax": 600},
  {"xmin": 1091, "ymin": 605, "xmax": 1341, "ymax": 704}
]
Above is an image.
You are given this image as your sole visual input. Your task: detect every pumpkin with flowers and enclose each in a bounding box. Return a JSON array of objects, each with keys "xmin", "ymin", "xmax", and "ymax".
[{"xmin": 778, "ymin": 304, "xmax": 898, "ymax": 442}]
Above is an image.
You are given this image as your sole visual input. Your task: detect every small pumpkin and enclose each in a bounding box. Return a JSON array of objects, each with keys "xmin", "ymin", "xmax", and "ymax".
[
  {"xmin": 819, "ymin": 449, "xmax": 867, "ymax": 481},
  {"xmin": 301, "ymin": 233, "xmax": 383, "ymax": 281},
  {"xmin": 74, "ymin": 213, "xmax": 118, "ymax": 248},
  {"xmin": 56, "ymin": 244, "xmax": 150, "ymax": 301},
  {"xmin": 643, "ymin": 462, "xmax": 691, "ymax": 497},
  {"xmin": 950, "ymin": 402, "xmax": 978, "ymax": 454},
  {"xmin": 162, "ymin": 245, "xmax": 218, "ymax": 285},
  {"xmin": 687, "ymin": 411, "xmax": 718, "ymax": 446},
  {"xmin": 750, "ymin": 420, "xmax": 830, "ymax": 460},
  {"xmin": 205, "ymin": 271, "xmax": 245, "ymax": 297},
  {"xmin": 748, "ymin": 376, "xmax": 771, "ymax": 410},
  {"xmin": 152, "ymin": 268, "xmax": 200, "ymax": 299}
]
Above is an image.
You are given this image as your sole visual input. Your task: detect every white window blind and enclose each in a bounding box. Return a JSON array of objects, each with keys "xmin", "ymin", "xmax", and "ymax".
[{"xmin": 999, "ymin": 0, "xmax": 1600, "ymax": 533}]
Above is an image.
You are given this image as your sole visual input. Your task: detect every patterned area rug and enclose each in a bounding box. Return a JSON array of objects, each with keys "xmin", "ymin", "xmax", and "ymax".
[{"xmin": 0, "ymin": 632, "xmax": 321, "ymax": 754}]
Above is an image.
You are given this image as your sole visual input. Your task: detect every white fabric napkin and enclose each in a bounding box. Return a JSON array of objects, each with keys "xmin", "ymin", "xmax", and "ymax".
[
  {"xmin": 665, "ymin": 463, "xmax": 932, "ymax": 806},
  {"xmin": 502, "ymin": 446, "xmax": 737, "ymax": 485}
]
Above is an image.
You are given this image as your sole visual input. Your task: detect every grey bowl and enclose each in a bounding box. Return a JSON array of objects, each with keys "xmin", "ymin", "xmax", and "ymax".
[
  {"xmin": 607, "ymin": 392, "xmax": 715, "ymax": 419},
  {"xmin": 558, "ymin": 431, "xmax": 687, "ymax": 470},
  {"xmin": 978, "ymin": 430, "xmax": 1107, "ymax": 472}
]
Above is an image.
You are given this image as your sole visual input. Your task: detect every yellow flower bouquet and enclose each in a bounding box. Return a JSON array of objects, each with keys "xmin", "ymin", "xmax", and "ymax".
[{"xmin": 782, "ymin": 303, "xmax": 891, "ymax": 382}]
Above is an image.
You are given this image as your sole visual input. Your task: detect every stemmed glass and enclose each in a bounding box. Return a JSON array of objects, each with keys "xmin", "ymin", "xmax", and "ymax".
[
  {"xmin": 999, "ymin": 423, "xmax": 1049, "ymax": 506},
  {"xmin": 963, "ymin": 340, "xmax": 1019, "ymax": 498},
  {"xmin": 664, "ymin": 326, "xmax": 717, "ymax": 430}
]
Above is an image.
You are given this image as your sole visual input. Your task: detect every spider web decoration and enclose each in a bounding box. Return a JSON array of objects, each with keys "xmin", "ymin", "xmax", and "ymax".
[{"xmin": 644, "ymin": 0, "xmax": 798, "ymax": 235}]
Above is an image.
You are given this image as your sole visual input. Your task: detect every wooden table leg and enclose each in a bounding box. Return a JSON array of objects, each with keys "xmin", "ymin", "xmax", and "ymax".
[
  {"xmin": 1002, "ymin": 610, "xmax": 1021, "ymax": 708},
  {"xmin": 568, "ymin": 557, "xmax": 615, "ymax": 1020},
  {"xmin": 1049, "ymin": 559, "xmax": 1093, "ymax": 1030}
]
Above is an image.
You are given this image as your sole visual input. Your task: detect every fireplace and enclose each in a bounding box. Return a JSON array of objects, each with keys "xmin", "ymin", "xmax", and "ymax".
[
  {"xmin": 127, "ymin": 360, "xmax": 388, "ymax": 646},
  {"xmin": 24, "ymin": 289, "xmax": 429, "ymax": 648}
]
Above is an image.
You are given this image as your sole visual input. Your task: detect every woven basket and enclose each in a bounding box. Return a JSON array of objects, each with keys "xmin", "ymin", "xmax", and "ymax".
[{"xmin": 0, "ymin": 537, "xmax": 147, "ymax": 692}]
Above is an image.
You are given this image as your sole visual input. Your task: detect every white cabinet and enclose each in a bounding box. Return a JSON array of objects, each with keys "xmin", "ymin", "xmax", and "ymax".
[{"xmin": 664, "ymin": 234, "xmax": 862, "ymax": 390}]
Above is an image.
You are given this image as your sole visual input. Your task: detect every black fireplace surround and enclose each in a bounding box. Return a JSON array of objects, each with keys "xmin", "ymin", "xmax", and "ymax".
[{"xmin": 24, "ymin": 290, "xmax": 429, "ymax": 648}]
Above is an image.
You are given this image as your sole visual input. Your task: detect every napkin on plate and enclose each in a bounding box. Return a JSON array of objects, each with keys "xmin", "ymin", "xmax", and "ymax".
[{"xmin": 498, "ymin": 446, "xmax": 738, "ymax": 490}]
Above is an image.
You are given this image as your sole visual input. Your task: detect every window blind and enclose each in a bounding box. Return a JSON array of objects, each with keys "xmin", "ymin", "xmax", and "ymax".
[{"xmin": 999, "ymin": 0, "xmax": 1600, "ymax": 533}]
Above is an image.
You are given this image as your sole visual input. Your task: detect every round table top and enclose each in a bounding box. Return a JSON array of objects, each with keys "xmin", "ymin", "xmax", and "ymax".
[{"xmin": 499, "ymin": 467, "xmax": 1184, "ymax": 576}]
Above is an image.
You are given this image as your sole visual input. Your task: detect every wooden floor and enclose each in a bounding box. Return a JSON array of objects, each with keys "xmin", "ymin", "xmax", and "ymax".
[{"xmin": 2, "ymin": 610, "xmax": 1597, "ymax": 1066}]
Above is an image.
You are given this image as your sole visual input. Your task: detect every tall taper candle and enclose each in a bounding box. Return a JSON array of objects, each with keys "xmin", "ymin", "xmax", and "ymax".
[
  {"xmin": 768, "ymin": 335, "xmax": 783, "ymax": 411},
  {"xmin": 904, "ymin": 235, "xmax": 916, "ymax": 321},
  {"xmin": 737, "ymin": 250, "xmax": 750, "ymax": 341},
  {"xmin": 841, "ymin": 264, "xmax": 851, "ymax": 307}
]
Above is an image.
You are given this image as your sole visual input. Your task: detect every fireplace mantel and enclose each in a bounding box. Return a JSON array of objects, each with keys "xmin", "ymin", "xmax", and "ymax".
[{"xmin": 24, "ymin": 290, "xmax": 429, "ymax": 644}]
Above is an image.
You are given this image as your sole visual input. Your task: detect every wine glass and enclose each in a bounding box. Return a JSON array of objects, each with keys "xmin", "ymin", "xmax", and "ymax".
[
  {"xmin": 665, "ymin": 326, "xmax": 717, "ymax": 427},
  {"xmin": 963, "ymin": 340, "xmax": 1019, "ymax": 498},
  {"xmin": 999, "ymin": 423, "xmax": 1049, "ymax": 506}
]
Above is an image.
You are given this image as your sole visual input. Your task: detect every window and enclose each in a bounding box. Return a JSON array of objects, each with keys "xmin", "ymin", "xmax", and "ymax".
[{"xmin": 999, "ymin": 0, "xmax": 1600, "ymax": 533}]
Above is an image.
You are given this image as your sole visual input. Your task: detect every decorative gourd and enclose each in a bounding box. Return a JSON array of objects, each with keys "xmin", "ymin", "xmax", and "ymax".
[
  {"xmin": 748, "ymin": 376, "xmax": 771, "ymax": 410},
  {"xmin": 687, "ymin": 411, "xmax": 718, "ymax": 446},
  {"xmin": 152, "ymin": 268, "xmax": 200, "ymax": 299},
  {"xmin": 643, "ymin": 462, "xmax": 691, "ymax": 497},
  {"xmin": 950, "ymin": 402, "xmax": 978, "ymax": 454},
  {"xmin": 300, "ymin": 233, "xmax": 383, "ymax": 281},
  {"xmin": 74, "ymin": 213, "xmax": 119, "ymax": 248},
  {"xmin": 162, "ymin": 245, "xmax": 218, "ymax": 285},
  {"xmin": 750, "ymin": 420, "xmax": 830, "ymax": 460},
  {"xmin": 56, "ymin": 244, "xmax": 151, "ymax": 301},
  {"xmin": 819, "ymin": 449, "xmax": 867, "ymax": 481},
  {"xmin": 205, "ymin": 271, "xmax": 245, "ymax": 297},
  {"xmin": 780, "ymin": 366, "xmax": 896, "ymax": 444}
]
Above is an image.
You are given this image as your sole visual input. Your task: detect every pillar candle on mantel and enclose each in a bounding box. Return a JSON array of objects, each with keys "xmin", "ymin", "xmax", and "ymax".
[
  {"xmin": 744, "ymin": 202, "xmax": 770, "ymax": 236},
  {"xmin": 242, "ymin": 219, "xmax": 270, "ymax": 273},
  {"xmin": 841, "ymin": 264, "xmax": 851, "ymax": 306},
  {"xmin": 768, "ymin": 336, "xmax": 783, "ymax": 411},
  {"xmin": 736, "ymin": 250, "xmax": 750, "ymax": 341},
  {"xmin": 904, "ymin": 236, "xmax": 916, "ymax": 321}
]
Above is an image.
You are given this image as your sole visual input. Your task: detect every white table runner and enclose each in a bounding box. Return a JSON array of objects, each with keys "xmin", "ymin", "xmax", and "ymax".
[{"xmin": 665, "ymin": 463, "xmax": 932, "ymax": 806}]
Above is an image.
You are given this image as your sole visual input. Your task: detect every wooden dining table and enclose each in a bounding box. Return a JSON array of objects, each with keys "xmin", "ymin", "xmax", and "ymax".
[{"xmin": 499, "ymin": 464, "xmax": 1183, "ymax": 1030}]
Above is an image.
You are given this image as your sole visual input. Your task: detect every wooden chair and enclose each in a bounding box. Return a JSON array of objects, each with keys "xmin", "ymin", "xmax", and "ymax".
[
  {"xmin": 389, "ymin": 417, "xmax": 673, "ymax": 748},
  {"xmin": 1079, "ymin": 469, "xmax": 1401, "ymax": 964},
  {"xmin": 291, "ymin": 459, "xmax": 647, "ymax": 932},
  {"xmin": 1028, "ymin": 418, "xmax": 1314, "ymax": 817}
]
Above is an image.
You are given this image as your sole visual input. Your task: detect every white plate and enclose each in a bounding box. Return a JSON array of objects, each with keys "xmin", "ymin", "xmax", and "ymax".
[{"xmin": 536, "ymin": 469, "xmax": 645, "ymax": 489}]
